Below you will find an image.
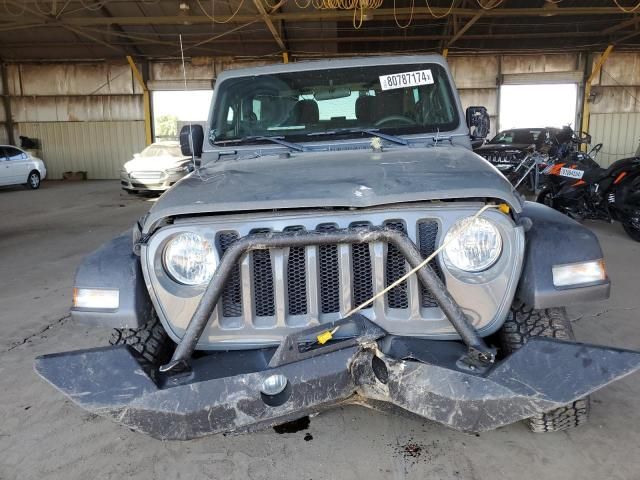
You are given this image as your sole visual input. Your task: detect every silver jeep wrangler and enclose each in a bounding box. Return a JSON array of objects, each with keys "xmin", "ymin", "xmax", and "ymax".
[{"xmin": 36, "ymin": 55, "xmax": 640, "ymax": 440}]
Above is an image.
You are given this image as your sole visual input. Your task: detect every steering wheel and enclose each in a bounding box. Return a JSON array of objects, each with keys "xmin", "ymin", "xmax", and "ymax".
[{"xmin": 374, "ymin": 115, "xmax": 417, "ymax": 127}]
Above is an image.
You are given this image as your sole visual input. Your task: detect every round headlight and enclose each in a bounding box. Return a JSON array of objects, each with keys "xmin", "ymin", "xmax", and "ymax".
[
  {"xmin": 443, "ymin": 217, "xmax": 502, "ymax": 272},
  {"xmin": 163, "ymin": 232, "xmax": 216, "ymax": 285}
]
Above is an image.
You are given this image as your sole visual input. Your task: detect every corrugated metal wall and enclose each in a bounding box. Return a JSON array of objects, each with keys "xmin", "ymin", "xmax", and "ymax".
[
  {"xmin": 6, "ymin": 62, "xmax": 145, "ymax": 179},
  {"xmin": 587, "ymin": 52, "xmax": 640, "ymax": 167},
  {"xmin": 589, "ymin": 113, "xmax": 640, "ymax": 166},
  {"xmin": 18, "ymin": 121, "xmax": 145, "ymax": 179}
]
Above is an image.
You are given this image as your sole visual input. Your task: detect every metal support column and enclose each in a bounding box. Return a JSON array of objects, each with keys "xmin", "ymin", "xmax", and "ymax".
[
  {"xmin": 127, "ymin": 55, "xmax": 152, "ymax": 145},
  {"xmin": 581, "ymin": 45, "xmax": 613, "ymax": 151},
  {"xmin": 1, "ymin": 62, "xmax": 15, "ymax": 145}
]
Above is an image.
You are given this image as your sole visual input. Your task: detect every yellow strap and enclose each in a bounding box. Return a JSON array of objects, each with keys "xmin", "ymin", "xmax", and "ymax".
[{"xmin": 316, "ymin": 330, "xmax": 333, "ymax": 345}]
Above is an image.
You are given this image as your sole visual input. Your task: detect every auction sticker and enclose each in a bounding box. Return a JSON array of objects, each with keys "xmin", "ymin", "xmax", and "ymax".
[
  {"xmin": 380, "ymin": 69, "xmax": 434, "ymax": 91},
  {"xmin": 559, "ymin": 167, "xmax": 585, "ymax": 179}
]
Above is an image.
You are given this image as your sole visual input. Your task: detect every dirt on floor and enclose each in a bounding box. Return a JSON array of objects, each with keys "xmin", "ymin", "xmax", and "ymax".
[{"xmin": 1, "ymin": 181, "xmax": 639, "ymax": 480}]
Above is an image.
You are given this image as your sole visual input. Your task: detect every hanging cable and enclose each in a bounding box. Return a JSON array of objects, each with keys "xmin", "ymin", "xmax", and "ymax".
[
  {"xmin": 33, "ymin": 0, "xmax": 54, "ymax": 15},
  {"xmin": 78, "ymin": 0, "xmax": 110, "ymax": 11},
  {"xmin": 613, "ymin": 0, "xmax": 640, "ymax": 13},
  {"xmin": 425, "ymin": 0, "xmax": 456, "ymax": 20},
  {"xmin": 3, "ymin": 0, "xmax": 26, "ymax": 16},
  {"xmin": 196, "ymin": 0, "xmax": 247, "ymax": 24},
  {"xmin": 394, "ymin": 0, "xmax": 415, "ymax": 29},
  {"xmin": 476, "ymin": 0, "xmax": 505, "ymax": 10}
]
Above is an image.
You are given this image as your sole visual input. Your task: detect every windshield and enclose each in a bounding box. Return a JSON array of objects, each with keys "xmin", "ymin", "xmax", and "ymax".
[
  {"xmin": 210, "ymin": 63, "xmax": 459, "ymax": 144},
  {"xmin": 140, "ymin": 145, "xmax": 182, "ymax": 158},
  {"xmin": 489, "ymin": 129, "xmax": 542, "ymax": 145}
]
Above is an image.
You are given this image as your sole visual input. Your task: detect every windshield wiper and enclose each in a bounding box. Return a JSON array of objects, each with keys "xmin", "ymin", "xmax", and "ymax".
[
  {"xmin": 307, "ymin": 128, "xmax": 409, "ymax": 146},
  {"xmin": 214, "ymin": 135, "xmax": 307, "ymax": 152}
]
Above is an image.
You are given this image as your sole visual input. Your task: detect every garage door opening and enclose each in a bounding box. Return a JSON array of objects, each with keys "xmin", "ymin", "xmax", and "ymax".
[
  {"xmin": 152, "ymin": 90, "xmax": 213, "ymax": 141},
  {"xmin": 499, "ymin": 84, "xmax": 578, "ymax": 132}
]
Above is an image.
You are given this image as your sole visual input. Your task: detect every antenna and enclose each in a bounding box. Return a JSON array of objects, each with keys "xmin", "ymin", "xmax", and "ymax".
[{"xmin": 179, "ymin": 34, "xmax": 198, "ymax": 174}]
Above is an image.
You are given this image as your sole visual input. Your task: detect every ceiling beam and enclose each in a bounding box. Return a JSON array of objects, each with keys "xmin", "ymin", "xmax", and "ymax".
[
  {"xmin": 0, "ymin": 23, "xmax": 46, "ymax": 33},
  {"xmin": 447, "ymin": 11, "xmax": 483, "ymax": 46},
  {"xmin": 602, "ymin": 14, "xmax": 639, "ymax": 35},
  {"xmin": 99, "ymin": 3, "xmax": 142, "ymax": 56},
  {"xmin": 7, "ymin": 7, "xmax": 631, "ymax": 26},
  {"xmin": 5, "ymin": 29, "xmax": 639, "ymax": 49},
  {"xmin": 615, "ymin": 28, "xmax": 640, "ymax": 44},
  {"xmin": 251, "ymin": 0, "xmax": 287, "ymax": 51}
]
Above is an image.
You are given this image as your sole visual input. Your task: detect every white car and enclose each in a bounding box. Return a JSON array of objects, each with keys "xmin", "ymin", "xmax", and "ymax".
[
  {"xmin": 120, "ymin": 141, "xmax": 194, "ymax": 194},
  {"xmin": 0, "ymin": 145, "xmax": 47, "ymax": 189}
]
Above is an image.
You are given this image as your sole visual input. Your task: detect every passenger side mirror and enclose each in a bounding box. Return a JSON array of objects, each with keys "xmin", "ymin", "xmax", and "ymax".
[
  {"xmin": 179, "ymin": 124, "xmax": 204, "ymax": 158},
  {"xmin": 466, "ymin": 106, "xmax": 490, "ymax": 140}
]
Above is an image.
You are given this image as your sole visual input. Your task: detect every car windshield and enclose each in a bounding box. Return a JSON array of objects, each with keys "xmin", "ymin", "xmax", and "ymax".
[
  {"xmin": 210, "ymin": 63, "xmax": 459, "ymax": 144},
  {"xmin": 140, "ymin": 145, "xmax": 182, "ymax": 158},
  {"xmin": 489, "ymin": 129, "xmax": 542, "ymax": 145}
]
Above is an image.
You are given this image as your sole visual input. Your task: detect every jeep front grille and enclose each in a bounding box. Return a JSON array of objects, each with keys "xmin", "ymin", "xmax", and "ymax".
[
  {"xmin": 418, "ymin": 221, "xmax": 441, "ymax": 308},
  {"xmin": 480, "ymin": 153, "xmax": 520, "ymax": 165},
  {"xmin": 215, "ymin": 220, "xmax": 443, "ymax": 322},
  {"xmin": 216, "ymin": 231, "xmax": 243, "ymax": 317},
  {"xmin": 284, "ymin": 226, "xmax": 308, "ymax": 316},
  {"xmin": 384, "ymin": 220, "xmax": 409, "ymax": 309},
  {"xmin": 146, "ymin": 205, "xmax": 524, "ymax": 345}
]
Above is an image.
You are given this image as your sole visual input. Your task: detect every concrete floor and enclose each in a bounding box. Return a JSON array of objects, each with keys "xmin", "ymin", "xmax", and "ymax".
[{"xmin": 1, "ymin": 180, "xmax": 639, "ymax": 480}]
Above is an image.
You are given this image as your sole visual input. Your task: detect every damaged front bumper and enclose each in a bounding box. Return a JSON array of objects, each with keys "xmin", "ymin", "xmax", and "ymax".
[{"xmin": 35, "ymin": 315, "xmax": 640, "ymax": 440}]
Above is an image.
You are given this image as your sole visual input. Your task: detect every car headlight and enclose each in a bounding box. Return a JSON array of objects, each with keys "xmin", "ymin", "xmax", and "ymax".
[
  {"xmin": 443, "ymin": 217, "xmax": 502, "ymax": 272},
  {"xmin": 166, "ymin": 164, "xmax": 193, "ymax": 174},
  {"xmin": 163, "ymin": 232, "xmax": 216, "ymax": 285}
]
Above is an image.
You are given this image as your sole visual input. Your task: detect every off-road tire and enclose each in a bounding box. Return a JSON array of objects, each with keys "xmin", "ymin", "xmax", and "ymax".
[
  {"xmin": 499, "ymin": 302, "xmax": 590, "ymax": 433},
  {"xmin": 109, "ymin": 316, "xmax": 174, "ymax": 367}
]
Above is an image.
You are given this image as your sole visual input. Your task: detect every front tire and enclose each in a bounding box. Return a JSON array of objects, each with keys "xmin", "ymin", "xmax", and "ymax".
[
  {"xmin": 26, "ymin": 170, "xmax": 41, "ymax": 189},
  {"xmin": 536, "ymin": 188, "xmax": 555, "ymax": 208},
  {"xmin": 498, "ymin": 303, "xmax": 590, "ymax": 432},
  {"xmin": 109, "ymin": 316, "xmax": 174, "ymax": 367}
]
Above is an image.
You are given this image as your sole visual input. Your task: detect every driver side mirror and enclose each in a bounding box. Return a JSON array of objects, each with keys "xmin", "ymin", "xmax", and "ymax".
[
  {"xmin": 466, "ymin": 106, "xmax": 490, "ymax": 140},
  {"xmin": 179, "ymin": 124, "xmax": 204, "ymax": 158}
]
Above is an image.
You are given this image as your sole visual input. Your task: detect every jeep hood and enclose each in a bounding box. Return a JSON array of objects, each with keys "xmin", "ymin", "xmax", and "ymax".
[{"xmin": 143, "ymin": 145, "xmax": 521, "ymax": 232}]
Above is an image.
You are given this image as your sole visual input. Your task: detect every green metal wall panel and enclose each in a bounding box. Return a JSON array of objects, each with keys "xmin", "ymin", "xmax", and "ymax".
[{"xmin": 17, "ymin": 121, "xmax": 145, "ymax": 180}]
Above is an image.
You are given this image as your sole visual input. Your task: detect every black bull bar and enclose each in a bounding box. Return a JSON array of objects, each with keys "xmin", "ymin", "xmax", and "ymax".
[{"xmin": 35, "ymin": 228, "xmax": 640, "ymax": 440}]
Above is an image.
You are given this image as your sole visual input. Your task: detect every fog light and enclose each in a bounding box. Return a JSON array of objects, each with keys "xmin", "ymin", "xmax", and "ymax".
[
  {"xmin": 552, "ymin": 260, "xmax": 607, "ymax": 287},
  {"xmin": 261, "ymin": 374, "xmax": 288, "ymax": 396},
  {"xmin": 73, "ymin": 288, "xmax": 119, "ymax": 310}
]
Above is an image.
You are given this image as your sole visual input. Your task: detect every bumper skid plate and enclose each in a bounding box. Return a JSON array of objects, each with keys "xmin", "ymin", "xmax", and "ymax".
[{"xmin": 35, "ymin": 316, "xmax": 640, "ymax": 440}]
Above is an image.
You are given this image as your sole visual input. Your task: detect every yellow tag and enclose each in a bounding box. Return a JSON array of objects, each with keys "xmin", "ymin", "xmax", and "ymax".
[
  {"xmin": 499, "ymin": 203, "xmax": 510, "ymax": 214},
  {"xmin": 316, "ymin": 331, "xmax": 333, "ymax": 345}
]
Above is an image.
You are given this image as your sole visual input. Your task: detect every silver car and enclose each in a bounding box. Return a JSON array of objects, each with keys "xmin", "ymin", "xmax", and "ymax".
[
  {"xmin": 0, "ymin": 145, "xmax": 46, "ymax": 189},
  {"xmin": 120, "ymin": 141, "xmax": 194, "ymax": 194}
]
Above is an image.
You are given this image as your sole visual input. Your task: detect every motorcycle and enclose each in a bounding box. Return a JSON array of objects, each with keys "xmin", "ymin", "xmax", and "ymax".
[{"xmin": 537, "ymin": 130, "xmax": 640, "ymax": 241}]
